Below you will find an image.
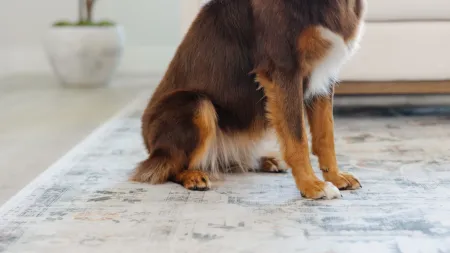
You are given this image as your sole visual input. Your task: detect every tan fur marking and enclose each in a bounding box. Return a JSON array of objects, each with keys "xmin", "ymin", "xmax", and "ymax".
[
  {"xmin": 298, "ymin": 27, "xmax": 332, "ymax": 75},
  {"xmin": 306, "ymin": 95, "xmax": 339, "ymax": 170},
  {"xmin": 306, "ymin": 94, "xmax": 361, "ymax": 190},
  {"xmin": 189, "ymin": 99, "xmax": 217, "ymax": 170}
]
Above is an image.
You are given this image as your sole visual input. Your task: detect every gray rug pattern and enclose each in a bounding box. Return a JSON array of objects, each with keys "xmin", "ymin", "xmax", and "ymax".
[{"xmin": 1, "ymin": 96, "xmax": 450, "ymax": 253}]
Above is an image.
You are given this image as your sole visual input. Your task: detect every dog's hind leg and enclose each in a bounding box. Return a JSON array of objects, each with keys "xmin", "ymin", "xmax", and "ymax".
[{"xmin": 130, "ymin": 90, "xmax": 216, "ymax": 191}]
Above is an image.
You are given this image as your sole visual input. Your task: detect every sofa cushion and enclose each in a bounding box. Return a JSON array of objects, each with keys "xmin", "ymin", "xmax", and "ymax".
[
  {"xmin": 366, "ymin": 0, "xmax": 450, "ymax": 21},
  {"xmin": 340, "ymin": 22, "xmax": 450, "ymax": 81}
]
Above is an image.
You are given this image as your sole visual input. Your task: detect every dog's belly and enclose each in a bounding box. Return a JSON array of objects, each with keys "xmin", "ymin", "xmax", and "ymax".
[
  {"xmin": 304, "ymin": 23, "xmax": 364, "ymax": 100},
  {"xmin": 196, "ymin": 128, "xmax": 280, "ymax": 176}
]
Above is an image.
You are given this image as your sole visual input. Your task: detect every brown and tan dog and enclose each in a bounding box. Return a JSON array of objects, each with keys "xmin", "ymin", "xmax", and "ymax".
[{"xmin": 131, "ymin": 0, "xmax": 367, "ymax": 200}]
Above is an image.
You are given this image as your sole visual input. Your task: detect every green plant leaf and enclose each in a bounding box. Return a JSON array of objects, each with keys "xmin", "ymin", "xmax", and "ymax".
[
  {"xmin": 53, "ymin": 20, "xmax": 75, "ymax": 26},
  {"xmin": 52, "ymin": 20, "xmax": 116, "ymax": 27}
]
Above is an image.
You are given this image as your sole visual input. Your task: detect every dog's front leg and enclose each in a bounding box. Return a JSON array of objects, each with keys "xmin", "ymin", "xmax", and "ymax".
[
  {"xmin": 257, "ymin": 72, "xmax": 341, "ymax": 200},
  {"xmin": 306, "ymin": 92, "xmax": 362, "ymax": 190}
]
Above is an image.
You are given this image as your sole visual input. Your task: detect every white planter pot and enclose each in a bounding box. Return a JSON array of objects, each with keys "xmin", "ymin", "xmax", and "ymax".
[{"xmin": 44, "ymin": 25, "xmax": 125, "ymax": 88}]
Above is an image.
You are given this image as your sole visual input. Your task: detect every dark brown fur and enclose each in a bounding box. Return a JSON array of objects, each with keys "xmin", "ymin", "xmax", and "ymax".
[{"xmin": 132, "ymin": 0, "xmax": 365, "ymax": 199}]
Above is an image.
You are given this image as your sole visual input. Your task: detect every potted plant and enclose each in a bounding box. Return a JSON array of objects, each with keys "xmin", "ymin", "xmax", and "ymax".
[{"xmin": 44, "ymin": 0, "xmax": 125, "ymax": 88}]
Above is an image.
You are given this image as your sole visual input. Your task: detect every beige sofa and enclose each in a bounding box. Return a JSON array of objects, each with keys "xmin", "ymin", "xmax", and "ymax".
[
  {"xmin": 189, "ymin": 1, "xmax": 450, "ymax": 100},
  {"xmin": 340, "ymin": 0, "xmax": 450, "ymax": 84}
]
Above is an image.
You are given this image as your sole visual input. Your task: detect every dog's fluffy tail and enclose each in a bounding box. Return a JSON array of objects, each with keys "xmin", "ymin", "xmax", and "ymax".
[{"xmin": 130, "ymin": 148, "xmax": 180, "ymax": 184}]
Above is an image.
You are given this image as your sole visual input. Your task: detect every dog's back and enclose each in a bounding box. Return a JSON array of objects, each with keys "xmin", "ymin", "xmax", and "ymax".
[{"xmin": 150, "ymin": 0, "xmax": 266, "ymax": 134}]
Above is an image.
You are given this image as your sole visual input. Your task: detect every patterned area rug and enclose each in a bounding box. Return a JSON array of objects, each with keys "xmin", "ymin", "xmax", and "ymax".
[{"xmin": 1, "ymin": 94, "xmax": 450, "ymax": 253}]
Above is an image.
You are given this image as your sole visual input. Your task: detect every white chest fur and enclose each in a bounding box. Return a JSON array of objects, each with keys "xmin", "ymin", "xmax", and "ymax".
[{"xmin": 304, "ymin": 22, "xmax": 365, "ymax": 100}]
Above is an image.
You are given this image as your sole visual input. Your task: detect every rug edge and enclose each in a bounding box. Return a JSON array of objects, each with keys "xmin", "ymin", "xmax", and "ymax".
[{"xmin": 0, "ymin": 92, "xmax": 150, "ymax": 215}]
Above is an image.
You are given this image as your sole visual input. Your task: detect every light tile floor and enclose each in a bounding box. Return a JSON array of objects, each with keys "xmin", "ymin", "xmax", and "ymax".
[{"xmin": 0, "ymin": 74, "xmax": 152, "ymax": 205}]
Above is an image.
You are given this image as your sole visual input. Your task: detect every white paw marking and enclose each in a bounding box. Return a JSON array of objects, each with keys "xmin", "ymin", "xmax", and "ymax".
[{"xmin": 322, "ymin": 182, "xmax": 342, "ymax": 200}]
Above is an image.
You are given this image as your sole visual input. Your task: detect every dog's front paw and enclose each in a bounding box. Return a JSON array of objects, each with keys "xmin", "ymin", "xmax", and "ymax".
[
  {"xmin": 298, "ymin": 179, "xmax": 341, "ymax": 200},
  {"xmin": 324, "ymin": 171, "xmax": 361, "ymax": 190}
]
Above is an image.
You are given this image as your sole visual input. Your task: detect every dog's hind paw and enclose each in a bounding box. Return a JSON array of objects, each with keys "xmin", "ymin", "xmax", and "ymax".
[
  {"xmin": 177, "ymin": 170, "xmax": 211, "ymax": 191},
  {"xmin": 260, "ymin": 157, "xmax": 288, "ymax": 173}
]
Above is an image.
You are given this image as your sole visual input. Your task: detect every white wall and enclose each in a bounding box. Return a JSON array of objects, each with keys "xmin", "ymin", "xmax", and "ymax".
[{"xmin": 0, "ymin": 0, "xmax": 183, "ymax": 77}]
